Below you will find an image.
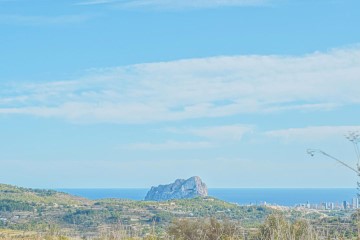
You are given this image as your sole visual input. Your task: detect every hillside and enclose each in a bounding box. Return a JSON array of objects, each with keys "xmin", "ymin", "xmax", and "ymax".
[
  {"xmin": 1, "ymin": 183, "xmax": 358, "ymax": 239},
  {"xmin": 0, "ymin": 184, "xmax": 89, "ymax": 206},
  {"xmin": 0, "ymin": 183, "xmax": 273, "ymax": 238}
]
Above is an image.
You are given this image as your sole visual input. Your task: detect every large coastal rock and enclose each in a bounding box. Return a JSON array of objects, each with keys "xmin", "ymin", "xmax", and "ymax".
[{"xmin": 145, "ymin": 176, "xmax": 208, "ymax": 201}]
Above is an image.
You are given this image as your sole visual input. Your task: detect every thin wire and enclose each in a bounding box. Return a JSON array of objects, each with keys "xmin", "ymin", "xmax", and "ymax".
[
  {"xmin": 319, "ymin": 150, "xmax": 360, "ymax": 174},
  {"xmin": 354, "ymin": 142, "xmax": 360, "ymax": 167}
]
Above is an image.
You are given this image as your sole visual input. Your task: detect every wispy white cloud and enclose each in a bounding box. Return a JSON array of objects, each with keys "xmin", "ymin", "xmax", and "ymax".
[
  {"xmin": 121, "ymin": 125, "xmax": 253, "ymax": 151},
  {"xmin": 265, "ymin": 126, "xmax": 360, "ymax": 141},
  {"xmin": 75, "ymin": 0, "xmax": 116, "ymax": 6},
  {"xmin": 121, "ymin": 140, "xmax": 212, "ymax": 150},
  {"xmin": 0, "ymin": 14, "xmax": 93, "ymax": 26},
  {"xmin": 75, "ymin": 0, "xmax": 270, "ymax": 9},
  {"xmin": 167, "ymin": 125, "xmax": 254, "ymax": 141},
  {"xmin": 116, "ymin": 0, "xmax": 270, "ymax": 9},
  {"xmin": 0, "ymin": 0, "xmax": 19, "ymax": 3},
  {"xmin": 1, "ymin": 45, "xmax": 360, "ymax": 123}
]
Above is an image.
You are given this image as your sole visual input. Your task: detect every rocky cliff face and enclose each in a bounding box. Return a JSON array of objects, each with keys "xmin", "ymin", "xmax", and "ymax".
[{"xmin": 145, "ymin": 176, "xmax": 208, "ymax": 201}]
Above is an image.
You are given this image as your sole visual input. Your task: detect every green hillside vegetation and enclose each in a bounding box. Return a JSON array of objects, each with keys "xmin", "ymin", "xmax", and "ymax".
[
  {"xmin": 0, "ymin": 184, "xmax": 89, "ymax": 206},
  {"xmin": 0, "ymin": 183, "xmax": 273, "ymax": 236},
  {"xmin": 0, "ymin": 183, "xmax": 359, "ymax": 239}
]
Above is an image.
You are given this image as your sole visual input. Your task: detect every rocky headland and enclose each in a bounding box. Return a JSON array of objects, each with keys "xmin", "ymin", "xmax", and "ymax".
[{"xmin": 145, "ymin": 176, "xmax": 208, "ymax": 201}]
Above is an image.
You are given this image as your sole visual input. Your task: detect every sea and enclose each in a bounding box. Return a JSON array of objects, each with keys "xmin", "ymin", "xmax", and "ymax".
[{"xmin": 57, "ymin": 188, "xmax": 358, "ymax": 207}]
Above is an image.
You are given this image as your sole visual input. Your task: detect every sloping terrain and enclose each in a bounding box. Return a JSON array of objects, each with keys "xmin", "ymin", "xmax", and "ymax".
[
  {"xmin": 2, "ymin": 183, "xmax": 358, "ymax": 240},
  {"xmin": 0, "ymin": 183, "xmax": 273, "ymax": 238}
]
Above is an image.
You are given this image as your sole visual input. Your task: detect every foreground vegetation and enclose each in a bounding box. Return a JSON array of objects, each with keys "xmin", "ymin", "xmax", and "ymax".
[
  {"xmin": 1, "ymin": 214, "xmax": 359, "ymax": 239},
  {"xmin": 1, "ymin": 183, "xmax": 359, "ymax": 239}
]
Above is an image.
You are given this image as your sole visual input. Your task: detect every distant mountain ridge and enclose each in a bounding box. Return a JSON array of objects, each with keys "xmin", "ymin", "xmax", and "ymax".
[
  {"xmin": 145, "ymin": 176, "xmax": 208, "ymax": 201},
  {"xmin": 0, "ymin": 183, "xmax": 89, "ymax": 205}
]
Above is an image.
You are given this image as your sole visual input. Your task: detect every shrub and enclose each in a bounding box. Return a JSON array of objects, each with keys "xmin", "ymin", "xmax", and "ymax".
[
  {"xmin": 257, "ymin": 214, "xmax": 319, "ymax": 240},
  {"xmin": 167, "ymin": 218, "xmax": 243, "ymax": 240}
]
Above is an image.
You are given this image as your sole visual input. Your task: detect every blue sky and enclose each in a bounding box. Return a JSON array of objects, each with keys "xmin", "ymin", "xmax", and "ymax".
[{"xmin": 1, "ymin": 0, "xmax": 360, "ymax": 188}]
